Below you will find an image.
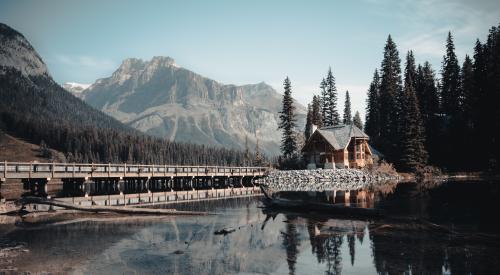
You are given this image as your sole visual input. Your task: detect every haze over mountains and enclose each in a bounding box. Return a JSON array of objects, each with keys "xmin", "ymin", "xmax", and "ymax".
[
  {"xmin": 67, "ymin": 57, "xmax": 306, "ymax": 155},
  {"xmin": 0, "ymin": 23, "xmax": 253, "ymax": 165}
]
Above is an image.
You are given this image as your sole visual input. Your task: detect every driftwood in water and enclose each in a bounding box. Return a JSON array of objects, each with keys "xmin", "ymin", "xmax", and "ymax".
[
  {"xmin": 16, "ymin": 196, "xmax": 209, "ymax": 216},
  {"xmin": 214, "ymin": 227, "xmax": 236, "ymax": 235}
]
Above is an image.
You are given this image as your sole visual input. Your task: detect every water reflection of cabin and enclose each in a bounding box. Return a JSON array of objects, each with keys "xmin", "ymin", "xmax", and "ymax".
[{"xmin": 302, "ymin": 124, "xmax": 373, "ymax": 169}]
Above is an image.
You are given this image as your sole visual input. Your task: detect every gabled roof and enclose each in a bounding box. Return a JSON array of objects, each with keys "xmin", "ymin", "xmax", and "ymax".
[{"xmin": 305, "ymin": 124, "xmax": 369, "ymax": 151}]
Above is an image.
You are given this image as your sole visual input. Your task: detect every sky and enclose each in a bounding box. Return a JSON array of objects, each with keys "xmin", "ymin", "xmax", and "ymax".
[{"xmin": 1, "ymin": 0, "xmax": 499, "ymax": 120}]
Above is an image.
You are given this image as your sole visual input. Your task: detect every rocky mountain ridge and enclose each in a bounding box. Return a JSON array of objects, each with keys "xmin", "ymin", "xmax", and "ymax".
[
  {"xmin": 0, "ymin": 23, "xmax": 49, "ymax": 77},
  {"xmin": 75, "ymin": 56, "xmax": 306, "ymax": 155}
]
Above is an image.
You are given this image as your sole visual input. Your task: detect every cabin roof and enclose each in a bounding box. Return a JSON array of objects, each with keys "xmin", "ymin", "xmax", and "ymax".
[{"xmin": 307, "ymin": 124, "xmax": 369, "ymax": 151}]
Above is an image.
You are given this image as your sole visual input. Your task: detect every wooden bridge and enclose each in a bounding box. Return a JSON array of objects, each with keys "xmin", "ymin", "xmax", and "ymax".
[
  {"xmin": 0, "ymin": 161, "xmax": 268, "ymax": 181},
  {"xmin": 0, "ymin": 162, "xmax": 269, "ymax": 198}
]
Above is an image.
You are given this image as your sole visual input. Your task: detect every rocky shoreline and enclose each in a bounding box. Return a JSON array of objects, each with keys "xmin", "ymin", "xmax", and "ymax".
[{"xmin": 258, "ymin": 168, "xmax": 400, "ymax": 191}]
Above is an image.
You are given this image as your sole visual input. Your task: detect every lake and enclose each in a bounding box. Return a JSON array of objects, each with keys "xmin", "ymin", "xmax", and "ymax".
[{"xmin": 1, "ymin": 179, "xmax": 499, "ymax": 274}]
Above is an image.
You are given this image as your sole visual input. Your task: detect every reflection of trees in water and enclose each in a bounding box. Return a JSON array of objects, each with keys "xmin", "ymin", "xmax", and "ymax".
[
  {"xmin": 282, "ymin": 215, "xmax": 300, "ymax": 275},
  {"xmin": 305, "ymin": 218, "xmax": 367, "ymax": 275},
  {"xmin": 370, "ymin": 180, "xmax": 399, "ymax": 197},
  {"xmin": 370, "ymin": 226, "xmax": 500, "ymax": 275},
  {"xmin": 370, "ymin": 229, "xmax": 444, "ymax": 275},
  {"xmin": 347, "ymin": 233, "xmax": 355, "ymax": 266}
]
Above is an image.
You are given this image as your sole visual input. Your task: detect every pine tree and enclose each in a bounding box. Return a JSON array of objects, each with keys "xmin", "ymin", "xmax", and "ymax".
[
  {"xmin": 311, "ymin": 95, "xmax": 323, "ymax": 128},
  {"xmin": 324, "ymin": 67, "xmax": 340, "ymax": 126},
  {"xmin": 415, "ymin": 61, "xmax": 440, "ymax": 164},
  {"xmin": 478, "ymin": 25, "xmax": 500, "ymax": 170},
  {"xmin": 456, "ymin": 56, "xmax": 475, "ymax": 168},
  {"xmin": 472, "ymin": 39, "xmax": 488, "ymax": 169},
  {"xmin": 441, "ymin": 32, "xmax": 461, "ymax": 118},
  {"xmin": 353, "ymin": 111, "xmax": 363, "ymax": 130},
  {"xmin": 379, "ymin": 35, "xmax": 403, "ymax": 163},
  {"xmin": 460, "ymin": 55, "xmax": 475, "ymax": 130},
  {"xmin": 399, "ymin": 67, "xmax": 428, "ymax": 171},
  {"xmin": 320, "ymin": 78, "xmax": 328, "ymax": 125},
  {"xmin": 440, "ymin": 32, "xmax": 463, "ymax": 169},
  {"xmin": 305, "ymin": 103, "xmax": 313, "ymax": 140},
  {"xmin": 365, "ymin": 69, "xmax": 381, "ymax": 147},
  {"xmin": 343, "ymin": 90, "xmax": 352, "ymax": 124},
  {"xmin": 39, "ymin": 140, "xmax": 52, "ymax": 159},
  {"xmin": 278, "ymin": 77, "xmax": 298, "ymax": 159},
  {"xmin": 404, "ymin": 51, "xmax": 418, "ymax": 90}
]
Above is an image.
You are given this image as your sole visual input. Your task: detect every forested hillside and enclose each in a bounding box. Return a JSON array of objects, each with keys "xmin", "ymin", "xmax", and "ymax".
[{"xmin": 0, "ymin": 23, "xmax": 261, "ymax": 166}]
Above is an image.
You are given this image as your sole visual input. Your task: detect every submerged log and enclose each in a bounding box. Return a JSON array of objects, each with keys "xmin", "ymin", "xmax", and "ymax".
[{"xmin": 16, "ymin": 196, "xmax": 209, "ymax": 216}]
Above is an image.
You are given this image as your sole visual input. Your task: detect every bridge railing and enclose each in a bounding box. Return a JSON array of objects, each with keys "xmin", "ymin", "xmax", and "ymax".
[{"xmin": 1, "ymin": 161, "xmax": 268, "ymax": 180}]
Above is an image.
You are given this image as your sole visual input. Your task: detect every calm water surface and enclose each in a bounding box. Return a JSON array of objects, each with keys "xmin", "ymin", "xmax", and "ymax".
[{"xmin": 1, "ymin": 180, "xmax": 500, "ymax": 274}]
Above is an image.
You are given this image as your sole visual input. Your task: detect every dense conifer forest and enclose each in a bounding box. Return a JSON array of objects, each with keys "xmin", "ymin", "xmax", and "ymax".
[
  {"xmin": 364, "ymin": 23, "xmax": 500, "ymax": 172},
  {"xmin": 289, "ymin": 23, "xmax": 500, "ymax": 172},
  {"xmin": 0, "ymin": 68, "xmax": 259, "ymax": 166}
]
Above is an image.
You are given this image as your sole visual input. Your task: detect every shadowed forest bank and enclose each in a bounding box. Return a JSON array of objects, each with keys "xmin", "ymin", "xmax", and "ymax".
[{"xmin": 285, "ymin": 23, "xmax": 500, "ymax": 173}]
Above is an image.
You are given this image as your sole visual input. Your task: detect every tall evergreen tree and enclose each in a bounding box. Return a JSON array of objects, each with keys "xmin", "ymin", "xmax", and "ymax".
[
  {"xmin": 480, "ymin": 25, "xmax": 500, "ymax": 170},
  {"xmin": 365, "ymin": 69, "xmax": 381, "ymax": 147},
  {"xmin": 441, "ymin": 32, "xmax": 461, "ymax": 118},
  {"xmin": 404, "ymin": 51, "xmax": 417, "ymax": 93},
  {"xmin": 305, "ymin": 103, "xmax": 313, "ymax": 140},
  {"xmin": 278, "ymin": 77, "xmax": 298, "ymax": 159},
  {"xmin": 320, "ymin": 78, "xmax": 328, "ymax": 125},
  {"xmin": 343, "ymin": 90, "xmax": 352, "ymax": 124},
  {"xmin": 379, "ymin": 35, "xmax": 403, "ymax": 163},
  {"xmin": 452, "ymin": 55, "xmax": 476, "ymax": 170},
  {"xmin": 415, "ymin": 61, "xmax": 441, "ymax": 164},
  {"xmin": 353, "ymin": 111, "xmax": 363, "ymax": 130},
  {"xmin": 399, "ymin": 64, "xmax": 427, "ymax": 171},
  {"xmin": 324, "ymin": 67, "xmax": 340, "ymax": 126},
  {"xmin": 440, "ymin": 32, "xmax": 463, "ymax": 169},
  {"xmin": 311, "ymin": 95, "xmax": 323, "ymax": 128},
  {"xmin": 460, "ymin": 55, "xmax": 474, "ymax": 119},
  {"xmin": 472, "ymin": 39, "xmax": 488, "ymax": 170}
]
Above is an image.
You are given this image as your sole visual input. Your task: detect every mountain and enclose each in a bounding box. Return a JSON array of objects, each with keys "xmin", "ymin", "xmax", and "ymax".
[
  {"xmin": 0, "ymin": 23, "xmax": 132, "ymax": 134},
  {"xmin": 62, "ymin": 82, "xmax": 90, "ymax": 98},
  {"xmin": 77, "ymin": 56, "xmax": 306, "ymax": 155},
  {"xmin": 0, "ymin": 23, "xmax": 252, "ymax": 165},
  {"xmin": 0, "ymin": 24, "xmax": 49, "ymax": 78}
]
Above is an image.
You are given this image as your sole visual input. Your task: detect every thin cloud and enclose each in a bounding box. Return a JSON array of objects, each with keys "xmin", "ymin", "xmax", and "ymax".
[{"xmin": 55, "ymin": 54, "xmax": 116, "ymax": 70}]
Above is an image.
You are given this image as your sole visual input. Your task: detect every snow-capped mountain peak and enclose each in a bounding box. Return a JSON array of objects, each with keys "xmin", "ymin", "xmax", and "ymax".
[{"xmin": 63, "ymin": 82, "xmax": 91, "ymax": 98}]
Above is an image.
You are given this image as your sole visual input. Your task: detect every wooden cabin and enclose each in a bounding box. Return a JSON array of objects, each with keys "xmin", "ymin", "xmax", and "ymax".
[{"xmin": 302, "ymin": 124, "xmax": 374, "ymax": 169}]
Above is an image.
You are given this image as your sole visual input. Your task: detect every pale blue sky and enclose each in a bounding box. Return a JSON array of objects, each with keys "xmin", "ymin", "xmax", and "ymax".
[{"xmin": 1, "ymin": 0, "xmax": 499, "ymax": 118}]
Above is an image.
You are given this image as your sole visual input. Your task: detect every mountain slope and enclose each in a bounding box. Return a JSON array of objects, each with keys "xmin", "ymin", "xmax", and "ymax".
[
  {"xmin": 0, "ymin": 23, "xmax": 252, "ymax": 165},
  {"xmin": 78, "ymin": 56, "xmax": 306, "ymax": 155}
]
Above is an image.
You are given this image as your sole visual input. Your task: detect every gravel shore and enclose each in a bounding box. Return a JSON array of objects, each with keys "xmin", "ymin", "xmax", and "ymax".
[{"xmin": 258, "ymin": 168, "xmax": 399, "ymax": 191}]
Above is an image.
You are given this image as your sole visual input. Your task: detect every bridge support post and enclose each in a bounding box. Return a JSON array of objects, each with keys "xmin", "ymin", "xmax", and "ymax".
[
  {"xmin": 83, "ymin": 180, "xmax": 93, "ymax": 198},
  {"xmin": 118, "ymin": 179, "xmax": 125, "ymax": 196}
]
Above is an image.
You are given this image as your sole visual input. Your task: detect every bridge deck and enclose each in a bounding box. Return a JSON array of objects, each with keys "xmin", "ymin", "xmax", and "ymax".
[{"xmin": 1, "ymin": 161, "xmax": 267, "ymax": 181}]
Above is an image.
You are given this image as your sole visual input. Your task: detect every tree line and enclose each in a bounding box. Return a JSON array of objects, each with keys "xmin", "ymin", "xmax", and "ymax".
[
  {"xmin": 279, "ymin": 23, "xmax": 500, "ymax": 172},
  {"xmin": 365, "ymin": 23, "xmax": 500, "ymax": 172},
  {"xmin": 0, "ymin": 68, "xmax": 264, "ymax": 166}
]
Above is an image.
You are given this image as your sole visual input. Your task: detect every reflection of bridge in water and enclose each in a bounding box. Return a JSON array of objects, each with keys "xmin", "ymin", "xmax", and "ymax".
[{"xmin": 0, "ymin": 162, "xmax": 268, "ymax": 206}]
